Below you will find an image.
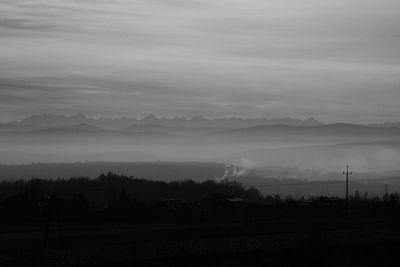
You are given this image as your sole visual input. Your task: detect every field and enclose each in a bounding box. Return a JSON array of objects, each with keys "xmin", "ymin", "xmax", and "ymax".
[{"xmin": 1, "ymin": 218, "xmax": 400, "ymax": 266}]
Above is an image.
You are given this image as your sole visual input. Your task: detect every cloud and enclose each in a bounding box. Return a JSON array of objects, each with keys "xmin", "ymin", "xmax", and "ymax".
[
  {"xmin": 0, "ymin": 94, "xmax": 32, "ymax": 104},
  {"xmin": 0, "ymin": 0, "xmax": 400, "ymax": 122}
]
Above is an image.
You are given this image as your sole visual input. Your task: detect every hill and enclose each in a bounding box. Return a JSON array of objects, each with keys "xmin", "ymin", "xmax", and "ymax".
[
  {"xmin": 213, "ymin": 124, "xmax": 400, "ymax": 140},
  {"xmin": 0, "ymin": 162, "xmax": 226, "ymax": 181}
]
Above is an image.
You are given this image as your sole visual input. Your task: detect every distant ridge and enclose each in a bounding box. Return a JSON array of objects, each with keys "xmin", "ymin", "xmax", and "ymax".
[
  {"xmin": 213, "ymin": 123, "xmax": 400, "ymax": 138},
  {"xmin": 31, "ymin": 123, "xmax": 107, "ymax": 133},
  {"xmin": 19, "ymin": 113, "xmax": 137, "ymax": 130},
  {"xmin": 10, "ymin": 113, "xmax": 324, "ymax": 129},
  {"xmin": 369, "ymin": 122, "xmax": 400, "ymax": 127},
  {"xmin": 1, "ymin": 114, "xmax": 400, "ymax": 141}
]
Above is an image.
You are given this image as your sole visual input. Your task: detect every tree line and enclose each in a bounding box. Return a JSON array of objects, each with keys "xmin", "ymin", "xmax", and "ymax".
[{"xmin": 1, "ymin": 172, "xmax": 400, "ymax": 223}]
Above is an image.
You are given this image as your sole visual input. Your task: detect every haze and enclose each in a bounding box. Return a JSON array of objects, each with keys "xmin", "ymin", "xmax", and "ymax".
[{"xmin": 1, "ymin": 1, "xmax": 400, "ymax": 184}]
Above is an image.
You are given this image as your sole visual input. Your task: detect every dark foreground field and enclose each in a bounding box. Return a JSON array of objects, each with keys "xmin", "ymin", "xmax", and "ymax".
[{"xmin": 1, "ymin": 218, "xmax": 400, "ymax": 267}]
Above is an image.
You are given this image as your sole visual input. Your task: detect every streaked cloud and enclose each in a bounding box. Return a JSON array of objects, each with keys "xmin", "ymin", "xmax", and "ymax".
[{"xmin": 1, "ymin": 0, "xmax": 400, "ymax": 123}]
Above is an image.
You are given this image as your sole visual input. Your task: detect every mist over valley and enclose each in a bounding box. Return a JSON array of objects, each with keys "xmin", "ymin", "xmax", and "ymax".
[{"xmin": 1, "ymin": 114, "xmax": 400, "ymax": 198}]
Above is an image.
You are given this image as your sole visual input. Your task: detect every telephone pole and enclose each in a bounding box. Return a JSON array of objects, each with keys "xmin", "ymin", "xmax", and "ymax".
[{"xmin": 342, "ymin": 165, "xmax": 352, "ymax": 203}]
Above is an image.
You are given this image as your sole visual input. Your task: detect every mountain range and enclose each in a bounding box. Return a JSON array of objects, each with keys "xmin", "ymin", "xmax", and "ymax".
[
  {"xmin": 6, "ymin": 114, "xmax": 323, "ymax": 130},
  {"xmin": 0, "ymin": 113, "xmax": 397, "ymax": 130},
  {"xmin": 1, "ymin": 114, "xmax": 400, "ymax": 140}
]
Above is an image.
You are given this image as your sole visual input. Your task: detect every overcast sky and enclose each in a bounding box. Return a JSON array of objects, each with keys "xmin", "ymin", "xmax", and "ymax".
[{"xmin": 1, "ymin": 0, "xmax": 400, "ymax": 123}]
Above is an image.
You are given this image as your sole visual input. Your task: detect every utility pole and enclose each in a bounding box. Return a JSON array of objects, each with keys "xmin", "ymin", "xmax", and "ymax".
[{"xmin": 342, "ymin": 165, "xmax": 352, "ymax": 203}]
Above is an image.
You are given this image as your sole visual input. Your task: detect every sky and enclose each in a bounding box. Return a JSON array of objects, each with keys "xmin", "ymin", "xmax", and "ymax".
[{"xmin": 1, "ymin": 0, "xmax": 400, "ymax": 123}]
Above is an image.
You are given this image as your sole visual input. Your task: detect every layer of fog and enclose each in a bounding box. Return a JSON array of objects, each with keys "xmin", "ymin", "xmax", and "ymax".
[
  {"xmin": 219, "ymin": 142, "xmax": 400, "ymax": 173},
  {"xmin": 1, "ymin": 130, "xmax": 400, "ymax": 179}
]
